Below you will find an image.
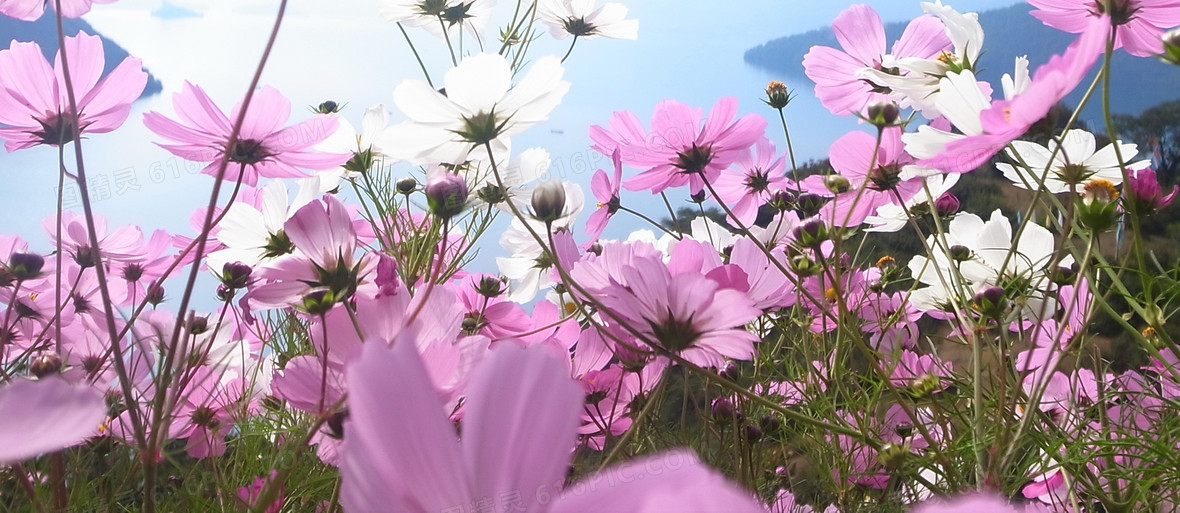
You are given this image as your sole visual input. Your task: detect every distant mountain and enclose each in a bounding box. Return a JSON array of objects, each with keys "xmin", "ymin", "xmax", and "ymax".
[
  {"xmin": 0, "ymin": 14, "xmax": 163, "ymax": 98},
  {"xmin": 744, "ymin": 3, "xmax": 1179, "ymax": 118}
]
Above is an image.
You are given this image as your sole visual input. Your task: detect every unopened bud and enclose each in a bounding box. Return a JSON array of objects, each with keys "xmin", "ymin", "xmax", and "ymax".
[
  {"xmin": 531, "ymin": 180, "xmax": 567, "ymax": 223},
  {"xmin": 30, "ymin": 352, "xmax": 62, "ymax": 378},
  {"xmin": 1162, "ymin": 28, "xmax": 1180, "ymax": 65},
  {"xmin": 8, "ymin": 252, "xmax": 45, "ymax": 281},
  {"xmin": 220, "ymin": 262, "xmax": 253, "ymax": 290},
  {"xmin": 1077, "ymin": 178, "xmax": 1121, "ymax": 232},
  {"xmin": 878, "ymin": 442, "xmax": 910, "ymax": 468},
  {"xmin": 744, "ymin": 423, "xmax": 764, "ymax": 442},
  {"xmin": 315, "ymin": 100, "xmax": 341, "ymax": 114},
  {"xmin": 425, "ymin": 173, "xmax": 469, "ymax": 220},
  {"xmin": 396, "ymin": 177, "xmax": 418, "ymax": 195},
  {"xmin": 146, "ymin": 283, "xmax": 166, "ymax": 306},
  {"xmin": 792, "ymin": 218, "xmax": 829, "ymax": 248},
  {"xmin": 711, "ymin": 397, "xmax": 737, "ymax": 422},
  {"xmin": 823, "ymin": 174, "xmax": 851, "ymax": 194},
  {"xmin": 971, "ymin": 286, "xmax": 1008, "ymax": 319},
  {"xmin": 934, "ymin": 193, "xmax": 960, "ymax": 216},
  {"xmin": 764, "ymin": 81, "xmax": 794, "ymax": 110},
  {"xmin": 789, "ymin": 255, "xmax": 822, "ymax": 277},
  {"xmin": 475, "ymin": 275, "xmax": 507, "ymax": 298},
  {"xmin": 949, "ymin": 245, "xmax": 972, "ymax": 262},
  {"xmin": 866, "ymin": 100, "xmax": 900, "ymax": 127},
  {"xmin": 796, "ymin": 192, "xmax": 825, "ymax": 218}
]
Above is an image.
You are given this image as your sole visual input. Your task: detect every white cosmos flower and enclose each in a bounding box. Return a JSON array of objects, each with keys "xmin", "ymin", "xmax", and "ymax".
[
  {"xmin": 538, "ymin": 0, "xmax": 638, "ymax": 40},
  {"xmin": 208, "ymin": 179, "xmax": 320, "ymax": 270},
  {"xmin": 316, "ymin": 104, "xmax": 392, "ymax": 190},
  {"xmin": 865, "ymin": 174, "xmax": 960, "ymax": 232},
  {"xmin": 996, "ymin": 129, "xmax": 1149, "ymax": 193},
  {"xmin": 908, "ymin": 209, "xmax": 1069, "ymax": 321},
  {"xmin": 496, "ymin": 181, "xmax": 584, "ymax": 303},
  {"xmin": 859, "ymin": 1, "xmax": 984, "ymax": 117},
  {"xmin": 379, "ymin": 0, "xmax": 496, "ymax": 40},
  {"xmin": 379, "ymin": 53, "xmax": 569, "ymax": 166}
]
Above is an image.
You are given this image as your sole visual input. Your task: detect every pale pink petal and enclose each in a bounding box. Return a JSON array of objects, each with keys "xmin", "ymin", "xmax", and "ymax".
[
  {"xmin": 0, "ymin": 378, "xmax": 106, "ymax": 464},
  {"xmin": 550, "ymin": 450, "xmax": 766, "ymax": 513},
  {"xmin": 341, "ymin": 337, "xmax": 471, "ymax": 512},
  {"xmin": 462, "ymin": 343, "xmax": 582, "ymax": 506}
]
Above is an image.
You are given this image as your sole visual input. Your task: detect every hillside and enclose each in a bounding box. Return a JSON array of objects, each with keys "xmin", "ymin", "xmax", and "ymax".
[{"xmin": 744, "ymin": 3, "xmax": 1179, "ymax": 117}]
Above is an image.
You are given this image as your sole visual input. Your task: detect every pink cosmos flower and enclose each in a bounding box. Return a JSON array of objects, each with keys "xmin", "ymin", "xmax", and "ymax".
[
  {"xmin": 237, "ymin": 471, "xmax": 284, "ymax": 513},
  {"xmin": 800, "ymin": 127, "xmax": 923, "ymax": 227},
  {"xmin": 589, "ymin": 97, "xmax": 766, "ymax": 195},
  {"xmin": 168, "ymin": 366, "xmax": 245, "ymax": 459},
  {"xmin": 596, "ymin": 253, "xmax": 762, "ymax": 368},
  {"xmin": 0, "ymin": 32, "xmax": 146, "ymax": 152},
  {"xmin": 0, "ymin": 0, "xmax": 114, "ymax": 20},
  {"xmin": 1125, "ymin": 167, "xmax": 1178, "ymax": 215},
  {"xmin": 586, "ymin": 147, "xmax": 623, "ymax": 241},
  {"xmin": 341, "ymin": 338, "xmax": 767, "ymax": 513},
  {"xmin": 712, "ymin": 137, "xmax": 789, "ymax": 226},
  {"xmin": 803, "ymin": 4, "xmax": 950, "ymax": 116},
  {"xmin": 0, "ymin": 377, "xmax": 106, "ymax": 464},
  {"xmin": 912, "ymin": 493, "xmax": 1021, "ymax": 512},
  {"xmin": 1029, "ymin": 0, "xmax": 1180, "ymax": 57},
  {"xmin": 143, "ymin": 82, "xmax": 347, "ymax": 187},
  {"xmin": 247, "ymin": 195, "xmax": 374, "ymax": 313}
]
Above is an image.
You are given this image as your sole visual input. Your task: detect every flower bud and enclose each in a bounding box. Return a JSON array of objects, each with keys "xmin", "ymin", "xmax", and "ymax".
[
  {"xmin": 425, "ymin": 172, "xmax": 469, "ymax": 220},
  {"xmin": 792, "ymin": 218, "xmax": 828, "ymax": 249},
  {"xmin": 823, "ymin": 174, "xmax": 851, "ymax": 194},
  {"xmin": 878, "ymin": 442, "xmax": 910, "ymax": 468},
  {"xmin": 764, "ymin": 81, "xmax": 794, "ymax": 110},
  {"xmin": 216, "ymin": 284, "xmax": 235, "ymax": 302},
  {"xmin": 146, "ymin": 283, "xmax": 166, "ymax": 306},
  {"xmin": 1162, "ymin": 28, "xmax": 1180, "ymax": 65},
  {"xmin": 7, "ymin": 252, "xmax": 45, "ymax": 281},
  {"xmin": 768, "ymin": 190, "xmax": 795, "ymax": 211},
  {"xmin": 1049, "ymin": 265, "xmax": 1078, "ymax": 286},
  {"xmin": 1124, "ymin": 168, "xmax": 1177, "ymax": 216},
  {"xmin": 689, "ymin": 190, "xmax": 708, "ymax": 204},
  {"xmin": 73, "ymin": 245, "xmax": 99, "ymax": 269},
  {"xmin": 909, "ymin": 373, "xmax": 943, "ymax": 398},
  {"xmin": 934, "ymin": 193, "xmax": 960, "ymax": 217},
  {"xmin": 475, "ymin": 275, "xmax": 507, "ymax": 298},
  {"xmin": 744, "ymin": 423, "xmax": 764, "ymax": 442},
  {"xmin": 531, "ymin": 180, "xmax": 567, "ymax": 223},
  {"xmin": 220, "ymin": 262, "xmax": 253, "ymax": 290},
  {"xmin": 30, "ymin": 351, "xmax": 62, "ymax": 378},
  {"xmin": 188, "ymin": 316, "xmax": 209, "ymax": 335},
  {"xmin": 300, "ymin": 290, "xmax": 336, "ymax": 316},
  {"xmin": 971, "ymin": 286, "xmax": 1008, "ymax": 319},
  {"xmin": 789, "ymin": 255, "xmax": 822, "ymax": 277},
  {"xmin": 866, "ymin": 100, "xmax": 900, "ymax": 127},
  {"xmin": 795, "ymin": 192, "xmax": 825, "ymax": 218},
  {"xmin": 315, "ymin": 100, "xmax": 341, "ymax": 114},
  {"xmin": 711, "ymin": 397, "xmax": 737, "ymax": 422},
  {"xmin": 1077, "ymin": 178, "xmax": 1121, "ymax": 232},
  {"xmin": 949, "ymin": 245, "xmax": 972, "ymax": 262},
  {"xmin": 396, "ymin": 176, "xmax": 418, "ymax": 195},
  {"xmin": 476, "ymin": 184, "xmax": 507, "ymax": 205},
  {"xmin": 719, "ymin": 361, "xmax": 741, "ymax": 381}
]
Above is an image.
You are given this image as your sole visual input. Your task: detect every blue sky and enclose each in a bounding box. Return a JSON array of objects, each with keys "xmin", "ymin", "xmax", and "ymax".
[{"xmin": 0, "ymin": 0, "xmax": 1029, "ymax": 257}]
